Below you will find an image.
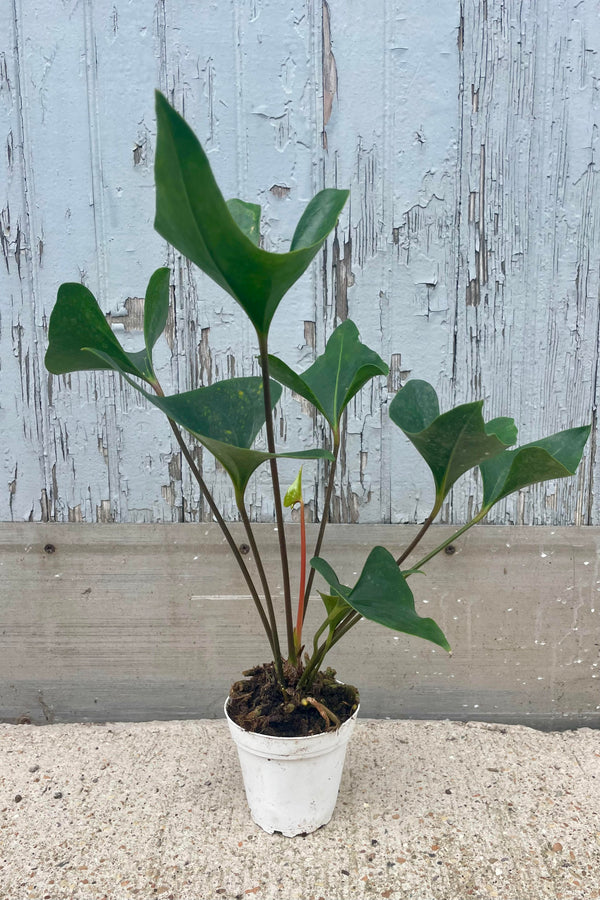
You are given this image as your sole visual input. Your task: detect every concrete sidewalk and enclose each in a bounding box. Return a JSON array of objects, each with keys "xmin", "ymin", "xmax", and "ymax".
[{"xmin": 1, "ymin": 719, "xmax": 598, "ymax": 900}]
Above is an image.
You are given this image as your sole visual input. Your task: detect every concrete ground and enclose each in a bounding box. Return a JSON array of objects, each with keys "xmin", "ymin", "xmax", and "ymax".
[{"xmin": 0, "ymin": 719, "xmax": 599, "ymax": 900}]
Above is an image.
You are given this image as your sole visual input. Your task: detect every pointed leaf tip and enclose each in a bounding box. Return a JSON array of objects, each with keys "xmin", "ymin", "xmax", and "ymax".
[
  {"xmin": 390, "ymin": 380, "xmax": 513, "ymax": 505},
  {"xmin": 269, "ymin": 319, "xmax": 388, "ymax": 430},
  {"xmin": 480, "ymin": 424, "xmax": 591, "ymax": 510},
  {"xmin": 284, "ymin": 467, "xmax": 303, "ymax": 508},
  {"xmin": 154, "ymin": 91, "xmax": 349, "ymax": 335}
]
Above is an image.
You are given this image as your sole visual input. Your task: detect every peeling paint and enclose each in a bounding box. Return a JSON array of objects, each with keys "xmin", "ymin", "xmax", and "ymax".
[
  {"xmin": 97, "ymin": 500, "xmax": 113, "ymax": 523},
  {"xmin": 387, "ymin": 354, "xmax": 411, "ymax": 394},
  {"xmin": 198, "ymin": 327, "xmax": 212, "ymax": 385},
  {"xmin": 331, "ymin": 232, "xmax": 352, "ymax": 322},
  {"xmin": 269, "ymin": 184, "xmax": 290, "ymax": 198},
  {"xmin": 303, "ymin": 320, "xmax": 316, "ymax": 350},
  {"xmin": 322, "ymin": 0, "xmax": 337, "ymax": 144},
  {"xmin": 1, "ymin": 1, "xmax": 598, "ymax": 528},
  {"xmin": 0, "ymin": 207, "xmax": 10, "ymax": 273},
  {"xmin": 107, "ymin": 297, "xmax": 144, "ymax": 332}
]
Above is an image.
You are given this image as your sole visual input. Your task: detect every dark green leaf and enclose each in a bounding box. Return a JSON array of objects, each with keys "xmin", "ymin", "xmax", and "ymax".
[
  {"xmin": 480, "ymin": 425, "xmax": 591, "ymax": 510},
  {"xmin": 290, "ymin": 190, "xmax": 348, "ymax": 251},
  {"xmin": 144, "ymin": 267, "xmax": 171, "ymax": 361},
  {"xmin": 268, "ymin": 320, "xmax": 388, "ymax": 434},
  {"xmin": 85, "ymin": 350, "xmax": 333, "ymax": 497},
  {"xmin": 45, "ymin": 283, "xmax": 147, "ymax": 380},
  {"xmin": 154, "ymin": 91, "xmax": 348, "ymax": 336},
  {"xmin": 226, "ymin": 199, "xmax": 261, "ymax": 246},
  {"xmin": 311, "ymin": 547, "xmax": 451, "ymax": 652},
  {"xmin": 389, "ymin": 380, "xmax": 512, "ymax": 507},
  {"xmin": 485, "ymin": 417, "xmax": 518, "ymax": 446}
]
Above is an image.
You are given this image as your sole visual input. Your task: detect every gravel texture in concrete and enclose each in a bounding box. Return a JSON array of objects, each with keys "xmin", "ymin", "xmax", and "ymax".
[{"xmin": 1, "ymin": 719, "xmax": 599, "ymax": 899}]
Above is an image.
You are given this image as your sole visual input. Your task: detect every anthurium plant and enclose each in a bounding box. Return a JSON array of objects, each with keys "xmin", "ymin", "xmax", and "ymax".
[{"xmin": 45, "ymin": 92, "xmax": 590, "ymax": 734}]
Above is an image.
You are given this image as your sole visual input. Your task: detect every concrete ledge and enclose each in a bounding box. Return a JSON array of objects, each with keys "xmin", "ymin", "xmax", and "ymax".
[
  {"xmin": 2, "ymin": 523, "xmax": 600, "ymax": 727},
  {"xmin": 1, "ymin": 718, "xmax": 599, "ymax": 899}
]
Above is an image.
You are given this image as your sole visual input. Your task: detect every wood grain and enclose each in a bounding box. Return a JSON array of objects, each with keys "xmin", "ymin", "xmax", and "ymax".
[{"xmin": 1, "ymin": 1, "xmax": 598, "ymax": 526}]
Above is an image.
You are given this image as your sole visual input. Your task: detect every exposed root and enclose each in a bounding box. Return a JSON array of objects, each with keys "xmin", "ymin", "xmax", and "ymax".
[{"xmin": 302, "ymin": 697, "xmax": 341, "ymax": 730}]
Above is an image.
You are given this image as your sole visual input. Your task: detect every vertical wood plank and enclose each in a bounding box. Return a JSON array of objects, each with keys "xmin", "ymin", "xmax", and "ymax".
[
  {"xmin": 1, "ymin": 1, "xmax": 598, "ymax": 527},
  {"xmin": 158, "ymin": 0, "xmax": 329, "ymax": 524},
  {"xmin": 453, "ymin": 0, "xmax": 599, "ymax": 526},
  {"xmin": 324, "ymin": 1, "xmax": 460, "ymax": 523}
]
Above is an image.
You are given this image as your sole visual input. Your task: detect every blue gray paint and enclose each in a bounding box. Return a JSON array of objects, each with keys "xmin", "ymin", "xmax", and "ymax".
[{"xmin": 1, "ymin": 1, "xmax": 598, "ymax": 525}]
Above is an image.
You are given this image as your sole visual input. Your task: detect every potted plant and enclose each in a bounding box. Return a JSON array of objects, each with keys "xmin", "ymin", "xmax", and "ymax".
[{"xmin": 45, "ymin": 91, "xmax": 590, "ymax": 836}]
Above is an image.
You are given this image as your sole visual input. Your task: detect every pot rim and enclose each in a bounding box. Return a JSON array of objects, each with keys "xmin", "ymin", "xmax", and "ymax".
[{"xmin": 224, "ymin": 693, "xmax": 360, "ymax": 743}]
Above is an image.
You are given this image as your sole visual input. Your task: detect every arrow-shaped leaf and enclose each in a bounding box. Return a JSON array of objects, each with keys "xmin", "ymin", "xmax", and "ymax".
[
  {"xmin": 45, "ymin": 277, "xmax": 333, "ymax": 497},
  {"xmin": 311, "ymin": 547, "xmax": 450, "ymax": 651},
  {"xmin": 480, "ymin": 425, "xmax": 591, "ymax": 510},
  {"xmin": 45, "ymin": 282, "xmax": 147, "ymax": 380},
  {"xmin": 45, "ymin": 270, "xmax": 171, "ymax": 385},
  {"xmin": 389, "ymin": 380, "xmax": 514, "ymax": 507},
  {"xmin": 143, "ymin": 266, "xmax": 171, "ymax": 361},
  {"xmin": 86, "ymin": 350, "xmax": 333, "ymax": 497},
  {"xmin": 268, "ymin": 320, "xmax": 388, "ymax": 435},
  {"xmin": 154, "ymin": 91, "xmax": 349, "ymax": 337},
  {"xmin": 284, "ymin": 467, "xmax": 303, "ymax": 508}
]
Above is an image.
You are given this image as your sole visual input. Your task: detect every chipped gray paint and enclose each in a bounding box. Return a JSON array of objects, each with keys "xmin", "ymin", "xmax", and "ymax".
[{"xmin": 1, "ymin": 1, "xmax": 598, "ymax": 526}]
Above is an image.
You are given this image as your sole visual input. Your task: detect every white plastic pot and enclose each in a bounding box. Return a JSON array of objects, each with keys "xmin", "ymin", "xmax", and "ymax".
[{"xmin": 225, "ymin": 697, "xmax": 359, "ymax": 837}]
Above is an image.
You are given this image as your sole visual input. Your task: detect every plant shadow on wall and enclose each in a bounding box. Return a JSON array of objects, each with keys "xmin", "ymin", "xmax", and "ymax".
[{"xmin": 45, "ymin": 92, "xmax": 590, "ymax": 835}]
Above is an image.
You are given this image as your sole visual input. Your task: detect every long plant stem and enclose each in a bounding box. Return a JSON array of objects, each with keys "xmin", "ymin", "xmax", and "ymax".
[
  {"xmin": 152, "ymin": 382, "xmax": 276, "ymax": 657},
  {"xmin": 301, "ymin": 438, "xmax": 340, "ymax": 623},
  {"xmin": 298, "ymin": 608, "xmax": 361, "ymax": 691},
  {"xmin": 404, "ymin": 509, "xmax": 487, "ymax": 576},
  {"xmin": 301, "ymin": 509, "xmax": 490, "ymax": 691},
  {"xmin": 258, "ymin": 334, "xmax": 296, "ymax": 663},
  {"xmin": 237, "ymin": 501, "xmax": 285, "ymax": 683},
  {"xmin": 396, "ymin": 503, "xmax": 440, "ymax": 566},
  {"xmin": 295, "ymin": 498, "xmax": 307, "ymax": 647}
]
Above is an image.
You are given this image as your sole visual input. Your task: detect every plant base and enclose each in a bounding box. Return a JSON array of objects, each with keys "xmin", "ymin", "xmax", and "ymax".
[{"xmin": 227, "ymin": 663, "xmax": 359, "ymax": 736}]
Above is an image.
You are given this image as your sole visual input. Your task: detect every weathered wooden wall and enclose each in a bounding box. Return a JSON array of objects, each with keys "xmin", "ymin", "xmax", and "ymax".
[{"xmin": 1, "ymin": 1, "xmax": 599, "ymax": 526}]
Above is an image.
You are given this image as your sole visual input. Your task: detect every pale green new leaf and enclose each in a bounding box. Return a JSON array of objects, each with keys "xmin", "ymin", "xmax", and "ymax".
[{"xmin": 284, "ymin": 467, "xmax": 303, "ymax": 508}]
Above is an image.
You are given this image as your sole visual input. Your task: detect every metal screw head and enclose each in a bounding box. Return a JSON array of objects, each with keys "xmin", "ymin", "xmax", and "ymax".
[
  {"xmin": 444, "ymin": 544, "xmax": 456, "ymax": 555},
  {"xmin": 239, "ymin": 543, "xmax": 250, "ymax": 555},
  {"xmin": 44, "ymin": 544, "xmax": 56, "ymax": 554}
]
